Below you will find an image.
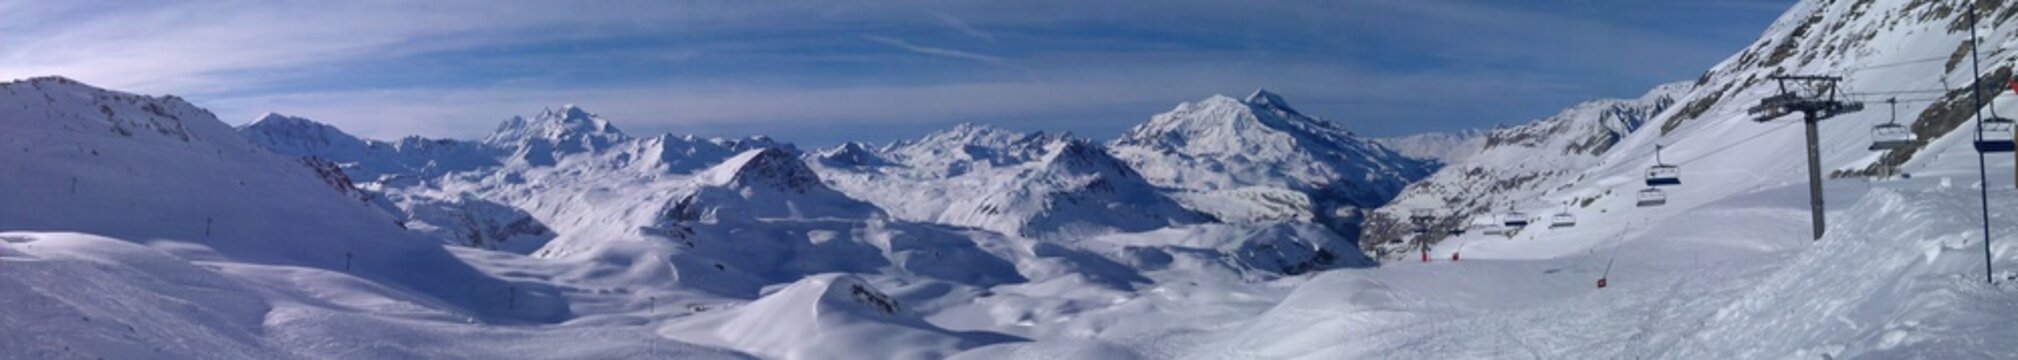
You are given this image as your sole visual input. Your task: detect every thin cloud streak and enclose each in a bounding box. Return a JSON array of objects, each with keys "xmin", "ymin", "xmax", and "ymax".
[
  {"xmin": 861, "ymin": 35, "xmax": 1005, "ymax": 63},
  {"xmin": 861, "ymin": 35, "xmax": 1040, "ymax": 81},
  {"xmin": 931, "ymin": 11, "xmax": 998, "ymax": 42}
]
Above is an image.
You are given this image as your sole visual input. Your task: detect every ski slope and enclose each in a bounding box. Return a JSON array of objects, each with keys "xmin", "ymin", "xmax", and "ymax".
[{"xmin": 966, "ymin": 119, "xmax": 2018, "ymax": 358}]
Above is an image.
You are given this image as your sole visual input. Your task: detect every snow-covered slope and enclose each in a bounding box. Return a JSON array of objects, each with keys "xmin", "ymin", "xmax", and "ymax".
[
  {"xmin": 0, "ymin": 231, "xmax": 754, "ymax": 359},
  {"xmin": 1109, "ymin": 90, "xmax": 1432, "ymax": 238},
  {"xmin": 0, "ymin": 77, "xmax": 612, "ymax": 356},
  {"xmin": 0, "ymin": 78, "xmax": 562, "ymax": 320},
  {"xmin": 1372, "ymin": 0, "xmax": 2018, "ymax": 258},
  {"xmin": 1361, "ymin": 83, "xmax": 1686, "ymax": 258},
  {"xmin": 1372, "ymin": 129, "xmax": 1485, "ymax": 164},
  {"xmin": 660, "ymin": 274, "xmax": 1020, "ymax": 360},
  {"xmin": 1165, "ymin": 1, "xmax": 2018, "ymax": 356},
  {"xmin": 1194, "ymin": 174, "xmax": 2017, "ymax": 359}
]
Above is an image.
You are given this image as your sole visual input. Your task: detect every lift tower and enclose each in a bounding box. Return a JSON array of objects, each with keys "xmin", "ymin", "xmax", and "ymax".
[{"xmin": 1750, "ymin": 75, "xmax": 1864, "ymax": 240}]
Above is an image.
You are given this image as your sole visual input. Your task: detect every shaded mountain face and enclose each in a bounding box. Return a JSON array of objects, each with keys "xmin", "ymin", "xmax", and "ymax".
[{"xmin": 1107, "ymin": 90, "xmax": 1433, "ymax": 241}]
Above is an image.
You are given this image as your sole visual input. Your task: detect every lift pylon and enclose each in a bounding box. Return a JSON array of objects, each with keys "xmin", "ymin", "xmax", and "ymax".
[{"xmin": 1752, "ymin": 75, "xmax": 1864, "ymax": 241}]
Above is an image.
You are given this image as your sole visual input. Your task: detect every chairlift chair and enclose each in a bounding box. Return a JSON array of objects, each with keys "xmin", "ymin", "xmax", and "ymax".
[
  {"xmin": 1549, "ymin": 212, "xmax": 1576, "ymax": 228},
  {"xmin": 1502, "ymin": 211, "xmax": 1530, "ymax": 227},
  {"xmin": 1644, "ymin": 145, "xmax": 1681, "ymax": 186},
  {"xmin": 1635, "ymin": 188, "xmax": 1668, "ymax": 207},
  {"xmin": 1977, "ymin": 117, "xmax": 2016, "ymax": 153},
  {"xmin": 1645, "ymin": 165, "xmax": 1681, "ymax": 186},
  {"xmin": 1869, "ymin": 124, "xmax": 1914, "ymax": 151},
  {"xmin": 1868, "ymin": 98, "xmax": 1914, "ymax": 151}
]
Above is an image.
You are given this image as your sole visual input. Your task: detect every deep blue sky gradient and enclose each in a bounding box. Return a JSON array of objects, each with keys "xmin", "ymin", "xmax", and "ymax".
[{"xmin": 0, "ymin": 0, "xmax": 1793, "ymax": 146}]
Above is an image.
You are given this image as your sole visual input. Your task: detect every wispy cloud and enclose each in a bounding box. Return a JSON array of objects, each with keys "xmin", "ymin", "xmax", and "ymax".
[
  {"xmin": 861, "ymin": 35, "xmax": 1039, "ymax": 81},
  {"xmin": 0, "ymin": 1, "xmax": 901, "ymax": 94},
  {"xmin": 931, "ymin": 11, "xmax": 997, "ymax": 42},
  {"xmin": 861, "ymin": 35, "xmax": 1005, "ymax": 64}
]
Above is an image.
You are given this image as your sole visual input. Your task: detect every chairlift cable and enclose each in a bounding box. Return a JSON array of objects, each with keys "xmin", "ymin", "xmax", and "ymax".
[{"xmin": 1838, "ymin": 55, "xmax": 1956, "ymax": 73}]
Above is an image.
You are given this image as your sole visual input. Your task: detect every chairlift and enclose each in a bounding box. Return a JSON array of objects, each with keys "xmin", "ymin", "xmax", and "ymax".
[
  {"xmin": 1645, "ymin": 145, "xmax": 1681, "ymax": 186},
  {"xmin": 1541, "ymin": 206, "xmax": 1574, "ymax": 229},
  {"xmin": 1549, "ymin": 213, "xmax": 1576, "ymax": 228},
  {"xmin": 1869, "ymin": 98, "xmax": 1914, "ymax": 151},
  {"xmin": 1502, "ymin": 211, "xmax": 1530, "ymax": 227},
  {"xmin": 1977, "ymin": 117, "xmax": 2016, "ymax": 153},
  {"xmin": 1635, "ymin": 188, "xmax": 1668, "ymax": 207}
]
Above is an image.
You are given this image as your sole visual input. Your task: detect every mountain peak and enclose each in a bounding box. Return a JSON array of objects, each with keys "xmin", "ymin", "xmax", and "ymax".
[
  {"xmin": 815, "ymin": 141, "xmax": 887, "ymax": 167},
  {"xmin": 485, "ymin": 104, "xmax": 626, "ymax": 145},
  {"xmin": 700, "ymin": 148, "xmax": 822, "ymax": 192},
  {"xmin": 1243, "ymin": 88, "xmax": 1302, "ymax": 117},
  {"xmin": 235, "ymin": 113, "xmax": 372, "ymax": 158},
  {"xmin": 1244, "ymin": 88, "xmax": 1282, "ymax": 104},
  {"xmin": 239, "ymin": 112, "xmax": 348, "ymax": 141},
  {"xmin": 245, "ymin": 112, "xmax": 320, "ymax": 128},
  {"xmin": 548, "ymin": 104, "xmax": 595, "ymax": 122},
  {"xmin": 934, "ymin": 122, "xmax": 1017, "ymax": 140},
  {"xmin": 1037, "ymin": 138, "xmax": 1133, "ymax": 175},
  {"xmin": 12, "ymin": 75, "xmax": 84, "ymax": 86},
  {"xmin": 910, "ymin": 123, "xmax": 1047, "ymax": 150}
]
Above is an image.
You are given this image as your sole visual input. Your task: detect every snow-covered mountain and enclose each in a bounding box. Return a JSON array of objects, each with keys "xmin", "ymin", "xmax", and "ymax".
[
  {"xmin": 485, "ymin": 105, "xmax": 628, "ymax": 166},
  {"xmin": 28, "ymin": 0, "xmax": 2018, "ymax": 354},
  {"xmin": 988, "ymin": 1, "xmax": 2018, "ymax": 357},
  {"xmin": 1360, "ymin": 82, "xmax": 1686, "ymax": 258},
  {"xmin": 1372, "ymin": 129, "xmax": 1485, "ymax": 164},
  {"xmin": 1360, "ymin": 0, "xmax": 2018, "ymax": 261},
  {"xmin": 237, "ymin": 112, "xmax": 502, "ymax": 182},
  {"xmin": 810, "ymin": 123, "xmax": 1213, "ymax": 238},
  {"xmin": 0, "ymin": 77, "xmax": 574, "ymax": 357},
  {"xmin": 660, "ymin": 273, "xmax": 1021, "ymax": 358},
  {"xmin": 1109, "ymin": 89, "xmax": 1433, "ymax": 238}
]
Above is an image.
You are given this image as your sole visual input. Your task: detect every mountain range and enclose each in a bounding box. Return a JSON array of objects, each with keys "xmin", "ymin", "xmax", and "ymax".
[{"xmin": 9, "ymin": 0, "xmax": 2018, "ymax": 356}]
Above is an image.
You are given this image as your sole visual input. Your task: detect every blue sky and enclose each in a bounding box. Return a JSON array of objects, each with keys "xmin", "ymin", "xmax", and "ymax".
[{"xmin": 0, "ymin": 0, "xmax": 1791, "ymax": 146}]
